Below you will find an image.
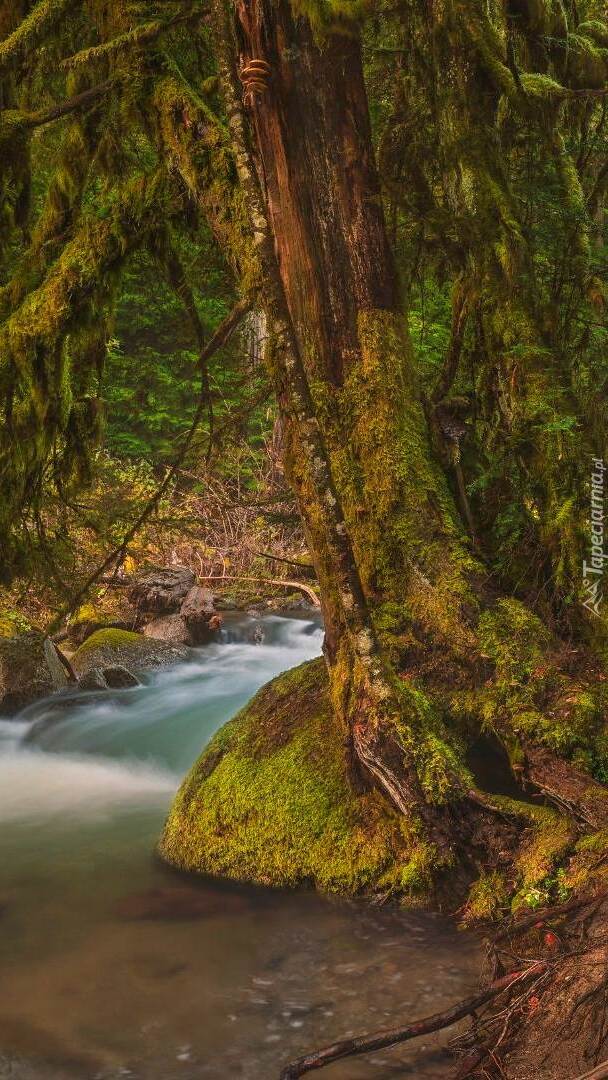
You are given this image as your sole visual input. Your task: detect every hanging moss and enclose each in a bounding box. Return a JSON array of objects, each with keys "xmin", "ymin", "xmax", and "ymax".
[{"xmin": 0, "ymin": 0, "xmax": 73, "ymax": 74}]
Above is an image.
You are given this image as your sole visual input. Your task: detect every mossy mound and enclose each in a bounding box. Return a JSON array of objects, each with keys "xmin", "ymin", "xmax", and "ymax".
[
  {"xmin": 72, "ymin": 628, "xmax": 194, "ymax": 676},
  {"xmin": 159, "ymin": 658, "xmax": 426, "ymax": 896}
]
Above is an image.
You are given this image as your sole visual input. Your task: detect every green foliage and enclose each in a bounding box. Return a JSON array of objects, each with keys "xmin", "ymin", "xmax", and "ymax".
[{"xmin": 368, "ymin": 0, "xmax": 608, "ymax": 626}]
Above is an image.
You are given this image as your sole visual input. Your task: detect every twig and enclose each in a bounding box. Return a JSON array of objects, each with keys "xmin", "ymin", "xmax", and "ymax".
[
  {"xmin": 450, "ymin": 1044, "xmax": 491, "ymax": 1079},
  {"xmin": 279, "ymin": 967, "xmax": 545, "ymax": 1079}
]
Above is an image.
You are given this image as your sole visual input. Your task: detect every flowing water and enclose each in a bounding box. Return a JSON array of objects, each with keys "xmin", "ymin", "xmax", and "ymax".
[{"xmin": 0, "ymin": 614, "xmax": 479, "ymax": 1080}]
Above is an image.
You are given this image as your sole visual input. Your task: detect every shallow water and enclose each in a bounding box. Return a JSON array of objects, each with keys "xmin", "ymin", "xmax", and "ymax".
[{"xmin": 0, "ymin": 614, "xmax": 479, "ymax": 1079}]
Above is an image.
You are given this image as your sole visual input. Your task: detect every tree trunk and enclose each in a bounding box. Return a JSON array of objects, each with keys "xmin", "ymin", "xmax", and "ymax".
[
  {"xmin": 216, "ymin": 0, "xmax": 496, "ymax": 851},
  {"xmin": 214, "ymin": 0, "xmax": 608, "ymax": 881}
]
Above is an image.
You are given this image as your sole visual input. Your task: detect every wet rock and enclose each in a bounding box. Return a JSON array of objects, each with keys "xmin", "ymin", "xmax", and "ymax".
[
  {"xmin": 159, "ymin": 658, "xmax": 417, "ymax": 894},
  {"xmin": 143, "ymin": 613, "xmax": 193, "ymax": 645},
  {"xmin": 265, "ymin": 593, "xmax": 316, "ymax": 613},
  {"xmin": 180, "ymin": 585, "xmax": 220, "ymax": 644},
  {"xmin": 77, "ymin": 664, "xmax": 139, "ymax": 693},
  {"xmin": 72, "ymin": 628, "xmax": 194, "ymax": 677},
  {"xmin": 114, "ymin": 886, "xmax": 248, "ymax": 921},
  {"xmin": 103, "ymin": 664, "xmax": 140, "ymax": 689},
  {"xmin": 0, "ymin": 632, "xmax": 56, "ymax": 715},
  {"xmin": 43, "ymin": 639, "xmax": 71, "ymax": 691},
  {"xmin": 129, "ymin": 566, "xmax": 195, "ymax": 615},
  {"xmin": 213, "ymin": 595, "xmax": 240, "ymax": 611},
  {"xmin": 77, "ymin": 668, "xmax": 109, "ymax": 691}
]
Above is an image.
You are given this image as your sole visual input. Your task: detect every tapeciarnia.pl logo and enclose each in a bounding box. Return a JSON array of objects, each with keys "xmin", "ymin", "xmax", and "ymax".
[{"xmin": 582, "ymin": 457, "xmax": 606, "ymax": 617}]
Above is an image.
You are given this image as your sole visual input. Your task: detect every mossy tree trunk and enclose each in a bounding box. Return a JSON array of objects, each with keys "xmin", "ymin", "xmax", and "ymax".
[
  {"xmin": 224, "ymin": 0, "xmax": 491, "ymax": 847},
  {"xmin": 211, "ymin": 0, "xmax": 608, "ymax": 888}
]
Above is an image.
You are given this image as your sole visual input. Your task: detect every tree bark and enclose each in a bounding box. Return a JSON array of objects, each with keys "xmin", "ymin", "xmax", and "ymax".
[{"xmin": 222, "ymin": 0, "xmax": 485, "ymax": 838}]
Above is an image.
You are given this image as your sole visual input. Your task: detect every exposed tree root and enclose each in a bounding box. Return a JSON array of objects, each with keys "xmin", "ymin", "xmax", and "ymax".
[
  {"xmin": 280, "ymin": 887, "xmax": 608, "ymax": 1080},
  {"xmin": 522, "ymin": 745, "xmax": 608, "ymax": 830},
  {"xmin": 451, "ymin": 891, "xmax": 608, "ymax": 1078}
]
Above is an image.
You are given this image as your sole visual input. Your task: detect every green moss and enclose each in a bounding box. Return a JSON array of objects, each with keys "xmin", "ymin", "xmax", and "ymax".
[
  {"xmin": 461, "ymin": 871, "xmax": 509, "ymax": 924},
  {"xmin": 490, "ymin": 795, "xmax": 576, "ymax": 909},
  {"xmin": 575, "ymin": 829, "xmax": 608, "ymax": 855},
  {"xmin": 479, "ymin": 599, "xmax": 551, "ymax": 682},
  {"xmin": 0, "ymin": 0, "xmax": 72, "ymax": 73},
  {"xmin": 563, "ymin": 829, "xmax": 608, "ymax": 893},
  {"xmin": 159, "ymin": 658, "xmax": 428, "ymax": 896},
  {"xmin": 0, "ymin": 608, "xmax": 33, "ymax": 637},
  {"xmin": 289, "ymin": 0, "xmax": 369, "ymax": 40},
  {"xmin": 378, "ymin": 835, "xmax": 443, "ymax": 901},
  {"xmin": 72, "ymin": 627, "xmax": 144, "ymax": 658},
  {"xmin": 392, "ymin": 684, "xmax": 472, "ymax": 803},
  {"xmin": 327, "ymin": 308, "xmax": 481, "ymax": 657}
]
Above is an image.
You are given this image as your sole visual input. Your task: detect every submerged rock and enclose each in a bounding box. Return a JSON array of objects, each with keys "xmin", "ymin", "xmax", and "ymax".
[
  {"xmin": 159, "ymin": 658, "xmax": 416, "ymax": 896},
  {"xmin": 114, "ymin": 885, "xmax": 248, "ymax": 921},
  {"xmin": 0, "ymin": 632, "xmax": 56, "ymax": 714},
  {"xmin": 72, "ymin": 628, "xmax": 194, "ymax": 677}
]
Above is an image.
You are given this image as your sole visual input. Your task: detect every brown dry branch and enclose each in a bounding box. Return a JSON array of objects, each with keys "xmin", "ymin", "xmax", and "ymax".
[{"xmin": 279, "ymin": 966, "xmax": 545, "ymax": 1079}]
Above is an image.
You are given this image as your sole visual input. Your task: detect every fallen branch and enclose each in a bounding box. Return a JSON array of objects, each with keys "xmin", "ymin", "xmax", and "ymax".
[
  {"xmin": 279, "ymin": 966, "xmax": 545, "ymax": 1079},
  {"xmin": 200, "ymin": 574, "xmax": 320, "ymax": 607}
]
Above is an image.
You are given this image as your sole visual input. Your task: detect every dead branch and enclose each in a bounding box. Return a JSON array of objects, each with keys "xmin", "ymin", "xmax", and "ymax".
[
  {"xmin": 279, "ymin": 966, "xmax": 545, "ymax": 1079},
  {"xmin": 249, "ymin": 548, "xmax": 314, "ymax": 571},
  {"xmin": 200, "ymin": 574, "xmax": 320, "ymax": 607},
  {"xmin": 27, "ymin": 80, "xmax": 113, "ymax": 127}
]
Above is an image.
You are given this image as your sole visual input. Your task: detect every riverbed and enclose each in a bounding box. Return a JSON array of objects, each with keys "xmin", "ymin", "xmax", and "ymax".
[{"xmin": 0, "ymin": 614, "xmax": 480, "ymax": 1079}]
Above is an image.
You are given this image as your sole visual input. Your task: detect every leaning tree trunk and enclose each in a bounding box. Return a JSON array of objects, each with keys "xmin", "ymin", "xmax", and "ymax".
[{"xmin": 215, "ymin": 0, "xmax": 488, "ymax": 845}]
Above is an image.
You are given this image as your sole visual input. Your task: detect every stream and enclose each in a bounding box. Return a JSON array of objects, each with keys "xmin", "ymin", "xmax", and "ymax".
[{"xmin": 0, "ymin": 614, "xmax": 480, "ymax": 1080}]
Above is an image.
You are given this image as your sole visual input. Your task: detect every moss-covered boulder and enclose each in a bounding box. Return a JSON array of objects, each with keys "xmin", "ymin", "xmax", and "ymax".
[
  {"xmin": 159, "ymin": 659, "xmax": 427, "ymax": 896},
  {"xmin": 72, "ymin": 628, "xmax": 194, "ymax": 677},
  {"xmin": 0, "ymin": 631, "xmax": 55, "ymax": 714}
]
